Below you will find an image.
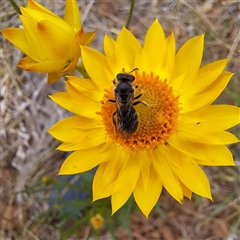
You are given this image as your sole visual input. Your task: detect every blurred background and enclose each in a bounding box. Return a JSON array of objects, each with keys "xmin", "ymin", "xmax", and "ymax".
[{"xmin": 1, "ymin": 0, "xmax": 240, "ymax": 239}]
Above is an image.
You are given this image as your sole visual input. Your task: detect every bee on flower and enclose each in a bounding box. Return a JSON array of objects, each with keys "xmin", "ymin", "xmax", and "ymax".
[
  {"xmin": 48, "ymin": 19, "xmax": 240, "ymax": 217},
  {"xmin": 1, "ymin": 0, "xmax": 96, "ymax": 84}
]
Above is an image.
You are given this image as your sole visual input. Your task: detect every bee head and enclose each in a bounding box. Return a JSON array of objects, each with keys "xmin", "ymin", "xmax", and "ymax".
[
  {"xmin": 113, "ymin": 68, "xmax": 138, "ymax": 84},
  {"xmin": 116, "ymin": 73, "xmax": 135, "ymax": 83}
]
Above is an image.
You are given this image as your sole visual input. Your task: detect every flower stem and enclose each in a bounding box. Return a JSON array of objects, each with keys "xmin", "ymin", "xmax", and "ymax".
[
  {"xmin": 125, "ymin": 0, "xmax": 135, "ymax": 29},
  {"xmin": 76, "ymin": 66, "xmax": 90, "ymax": 79},
  {"xmin": 8, "ymin": 0, "xmax": 21, "ymax": 14}
]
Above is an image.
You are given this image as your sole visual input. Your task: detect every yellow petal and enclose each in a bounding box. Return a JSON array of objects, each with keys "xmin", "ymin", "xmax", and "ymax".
[
  {"xmin": 134, "ymin": 165, "xmax": 162, "ymax": 218},
  {"xmin": 47, "ymin": 72, "xmax": 62, "ymax": 84},
  {"xmin": 56, "ymin": 128, "xmax": 106, "ymax": 151},
  {"xmin": 21, "ymin": 6, "xmax": 73, "ymax": 35},
  {"xmin": 104, "ymin": 34, "xmax": 115, "ymax": 57},
  {"xmin": 104, "ymin": 33, "xmax": 151, "ymax": 77},
  {"xmin": 75, "ymin": 29, "xmax": 96, "ymax": 47},
  {"xmin": 75, "ymin": 28, "xmax": 85, "ymax": 45},
  {"xmin": 179, "ymin": 125, "xmax": 239, "ymax": 145},
  {"xmin": 1, "ymin": 28, "xmax": 33, "ymax": 58},
  {"xmin": 143, "ymin": 19, "xmax": 166, "ymax": 74},
  {"xmin": 200, "ymin": 71, "xmax": 233, "ymax": 95},
  {"xmin": 194, "ymin": 145, "xmax": 236, "ymax": 166},
  {"xmin": 139, "ymin": 152, "xmax": 150, "ymax": 192},
  {"xmin": 173, "ymin": 154, "xmax": 212, "ymax": 200},
  {"xmin": 179, "ymin": 181, "xmax": 192, "ymax": 199},
  {"xmin": 19, "ymin": 15, "xmax": 47, "ymax": 61},
  {"xmin": 49, "ymin": 87, "xmax": 100, "ymax": 119},
  {"xmin": 111, "ymin": 188, "xmax": 133, "ymax": 216},
  {"xmin": 168, "ymin": 140, "xmax": 235, "ymax": 166},
  {"xmin": 163, "ymin": 31, "xmax": 176, "ymax": 79},
  {"xmin": 181, "ymin": 104, "xmax": 240, "ymax": 131},
  {"xmin": 197, "ymin": 105, "xmax": 240, "ymax": 131},
  {"xmin": 58, "ymin": 144, "xmax": 110, "ymax": 175},
  {"xmin": 168, "ymin": 135, "xmax": 208, "ymax": 160},
  {"xmin": 153, "ymin": 145, "xmax": 183, "ymax": 202},
  {"xmin": 181, "ymin": 71, "xmax": 234, "ymax": 113},
  {"xmin": 100, "ymin": 146, "xmax": 125, "ymax": 190},
  {"xmin": 188, "ymin": 59, "xmax": 229, "ymax": 94},
  {"xmin": 111, "ymin": 154, "xmax": 141, "ymax": 214},
  {"xmin": 116, "ymin": 27, "xmax": 143, "ymax": 70},
  {"xmin": 66, "ymin": 80, "xmax": 101, "ymax": 108},
  {"xmin": 17, "ymin": 56, "xmax": 37, "ymax": 68},
  {"xmin": 67, "ymin": 76, "xmax": 102, "ymax": 100},
  {"xmin": 169, "ymin": 72, "xmax": 186, "ymax": 90},
  {"xmin": 27, "ymin": 0, "xmax": 60, "ymax": 17},
  {"xmin": 48, "ymin": 115, "xmax": 102, "ymax": 143},
  {"xmin": 112, "ymin": 153, "xmax": 140, "ymax": 193},
  {"xmin": 52, "ymin": 115, "xmax": 102, "ymax": 130},
  {"xmin": 50, "ymin": 125, "xmax": 105, "ymax": 150},
  {"xmin": 36, "ymin": 20, "xmax": 73, "ymax": 60},
  {"xmin": 81, "ymin": 46, "xmax": 112, "ymax": 89},
  {"xmin": 103, "ymin": 34, "xmax": 124, "ymax": 76},
  {"xmin": 112, "ymin": 190, "xmax": 135, "ymax": 213},
  {"xmin": 17, "ymin": 57, "xmax": 67, "ymax": 73},
  {"xmin": 64, "ymin": 0, "xmax": 81, "ymax": 32},
  {"xmin": 172, "ymin": 34, "xmax": 204, "ymax": 88},
  {"xmin": 85, "ymin": 31, "xmax": 97, "ymax": 46},
  {"xmin": 60, "ymin": 56, "xmax": 79, "ymax": 73},
  {"xmin": 93, "ymin": 161, "xmax": 116, "ymax": 200}
]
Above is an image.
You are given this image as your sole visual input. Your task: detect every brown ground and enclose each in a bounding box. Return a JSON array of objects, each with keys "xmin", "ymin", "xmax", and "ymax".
[{"xmin": 1, "ymin": 0, "xmax": 240, "ymax": 239}]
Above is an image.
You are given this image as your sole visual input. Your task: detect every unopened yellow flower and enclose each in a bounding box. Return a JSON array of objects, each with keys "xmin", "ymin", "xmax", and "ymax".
[
  {"xmin": 90, "ymin": 214, "xmax": 104, "ymax": 230},
  {"xmin": 48, "ymin": 19, "xmax": 240, "ymax": 217},
  {"xmin": 1, "ymin": 0, "xmax": 96, "ymax": 84}
]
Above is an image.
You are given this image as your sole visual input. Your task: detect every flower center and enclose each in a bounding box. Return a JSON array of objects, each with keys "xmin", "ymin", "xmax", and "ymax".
[{"xmin": 99, "ymin": 71, "xmax": 180, "ymax": 152}]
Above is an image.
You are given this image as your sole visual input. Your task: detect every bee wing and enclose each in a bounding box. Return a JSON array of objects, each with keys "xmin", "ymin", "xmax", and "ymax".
[
  {"xmin": 117, "ymin": 106, "xmax": 138, "ymax": 138},
  {"xmin": 115, "ymin": 95, "xmax": 122, "ymax": 108}
]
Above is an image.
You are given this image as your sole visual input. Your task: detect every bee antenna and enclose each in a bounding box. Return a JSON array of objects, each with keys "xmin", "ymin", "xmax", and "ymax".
[{"xmin": 129, "ymin": 68, "xmax": 139, "ymax": 73}]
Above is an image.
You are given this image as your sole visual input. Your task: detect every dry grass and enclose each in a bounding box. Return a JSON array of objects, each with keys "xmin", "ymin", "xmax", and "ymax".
[{"xmin": 1, "ymin": 0, "xmax": 240, "ymax": 239}]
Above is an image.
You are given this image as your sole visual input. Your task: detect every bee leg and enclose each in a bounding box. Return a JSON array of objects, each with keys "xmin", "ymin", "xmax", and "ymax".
[
  {"xmin": 107, "ymin": 99, "xmax": 116, "ymax": 103},
  {"xmin": 134, "ymin": 93, "xmax": 148, "ymax": 106},
  {"xmin": 134, "ymin": 93, "xmax": 142, "ymax": 100},
  {"xmin": 112, "ymin": 111, "xmax": 117, "ymax": 131},
  {"xmin": 133, "ymin": 100, "xmax": 148, "ymax": 106}
]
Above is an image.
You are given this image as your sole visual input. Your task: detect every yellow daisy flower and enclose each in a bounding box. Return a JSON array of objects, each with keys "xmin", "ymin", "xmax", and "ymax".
[
  {"xmin": 1, "ymin": 0, "xmax": 96, "ymax": 84},
  {"xmin": 48, "ymin": 19, "xmax": 240, "ymax": 217}
]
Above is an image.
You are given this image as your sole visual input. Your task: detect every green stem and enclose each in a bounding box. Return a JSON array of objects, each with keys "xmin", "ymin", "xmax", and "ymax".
[
  {"xmin": 75, "ymin": 66, "xmax": 90, "ymax": 79},
  {"xmin": 8, "ymin": 0, "xmax": 21, "ymax": 14},
  {"xmin": 125, "ymin": 0, "xmax": 135, "ymax": 29}
]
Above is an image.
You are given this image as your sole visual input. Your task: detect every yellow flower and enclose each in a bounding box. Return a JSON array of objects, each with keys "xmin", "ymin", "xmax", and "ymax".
[
  {"xmin": 90, "ymin": 214, "xmax": 104, "ymax": 230},
  {"xmin": 1, "ymin": 0, "xmax": 96, "ymax": 84},
  {"xmin": 48, "ymin": 19, "xmax": 240, "ymax": 217}
]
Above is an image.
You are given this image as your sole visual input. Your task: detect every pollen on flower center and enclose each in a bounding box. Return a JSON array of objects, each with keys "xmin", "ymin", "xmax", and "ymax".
[{"xmin": 98, "ymin": 71, "xmax": 180, "ymax": 151}]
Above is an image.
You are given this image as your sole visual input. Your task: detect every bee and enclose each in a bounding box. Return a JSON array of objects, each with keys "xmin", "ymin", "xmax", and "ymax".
[{"xmin": 108, "ymin": 68, "xmax": 146, "ymax": 138}]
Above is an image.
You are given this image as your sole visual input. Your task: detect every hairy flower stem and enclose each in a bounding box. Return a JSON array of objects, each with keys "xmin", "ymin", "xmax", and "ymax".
[
  {"xmin": 125, "ymin": 0, "xmax": 135, "ymax": 29},
  {"xmin": 8, "ymin": 0, "xmax": 21, "ymax": 14}
]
